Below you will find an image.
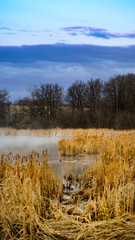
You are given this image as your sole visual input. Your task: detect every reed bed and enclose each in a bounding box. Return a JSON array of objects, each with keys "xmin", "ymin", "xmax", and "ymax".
[
  {"xmin": 0, "ymin": 129, "xmax": 135, "ymax": 239},
  {"xmin": 0, "ymin": 150, "xmax": 63, "ymax": 239},
  {"xmin": 58, "ymin": 135, "xmax": 109, "ymax": 155},
  {"xmin": 58, "ymin": 131, "xmax": 135, "ymax": 220},
  {"xmin": 58, "ymin": 130, "xmax": 135, "ymax": 156},
  {"xmin": 71, "ymin": 132, "xmax": 135, "ymax": 221},
  {"xmin": 0, "ymin": 127, "xmax": 129, "ymax": 138}
]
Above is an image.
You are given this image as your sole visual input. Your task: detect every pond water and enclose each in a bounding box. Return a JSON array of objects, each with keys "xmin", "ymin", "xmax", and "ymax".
[{"xmin": 0, "ymin": 136, "xmax": 99, "ymax": 176}]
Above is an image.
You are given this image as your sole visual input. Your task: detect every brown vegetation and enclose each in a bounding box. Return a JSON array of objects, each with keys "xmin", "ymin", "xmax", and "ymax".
[
  {"xmin": 0, "ymin": 127, "xmax": 126, "ymax": 137},
  {"xmin": 0, "ymin": 150, "xmax": 63, "ymax": 239},
  {"xmin": 58, "ymin": 131, "xmax": 135, "ymax": 220},
  {"xmin": 0, "ymin": 128, "xmax": 135, "ymax": 239}
]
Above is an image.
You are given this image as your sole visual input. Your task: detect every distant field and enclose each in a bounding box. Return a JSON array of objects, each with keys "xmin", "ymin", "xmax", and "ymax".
[{"xmin": 0, "ymin": 127, "xmax": 131, "ymax": 137}]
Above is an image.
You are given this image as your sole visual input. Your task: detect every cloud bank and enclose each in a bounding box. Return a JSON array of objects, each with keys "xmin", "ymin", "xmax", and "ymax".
[
  {"xmin": 62, "ymin": 26, "xmax": 135, "ymax": 39},
  {"xmin": 0, "ymin": 44, "xmax": 135, "ymax": 64},
  {"xmin": 0, "ymin": 44, "xmax": 135, "ymax": 101}
]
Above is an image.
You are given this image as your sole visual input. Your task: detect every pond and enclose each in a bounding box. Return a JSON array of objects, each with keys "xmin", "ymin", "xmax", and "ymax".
[{"xmin": 0, "ymin": 135, "xmax": 99, "ymax": 176}]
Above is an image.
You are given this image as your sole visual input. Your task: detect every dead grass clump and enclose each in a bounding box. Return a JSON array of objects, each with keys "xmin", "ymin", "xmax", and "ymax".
[
  {"xmin": 38, "ymin": 214, "xmax": 135, "ymax": 240},
  {"xmin": 58, "ymin": 136, "xmax": 86, "ymax": 156},
  {"xmin": 0, "ymin": 150, "xmax": 63, "ymax": 239},
  {"xmin": 80, "ymin": 132, "xmax": 135, "ymax": 221},
  {"xmin": 58, "ymin": 130, "xmax": 135, "ymax": 157},
  {"xmin": 58, "ymin": 135, "xmax": 108, "ymax": 156},
  {"xmin": 75, "ymin": 214, "xmax": 135, "ymax": 240},
  {"xmin": 0, "ymin": 129, "xmax": 135, "ymax": 239},
  {"xmin": 58, "ymin": 131, "xmax": 135, "ymax": 222}
]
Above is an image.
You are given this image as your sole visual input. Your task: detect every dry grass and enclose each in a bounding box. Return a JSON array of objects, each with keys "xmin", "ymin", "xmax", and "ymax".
[
  {"xmin": 74, "ymin": 132, "xmax": 135, "ymax": 221},
  {"xmin": 58, "ymin": 135, "xmax": 108, "ymax": 155},
  {"xmin": 0, "ymin": 127, "xmax": 129, "ymax": 137},
  {"xmin": 0, "ymin": 128, "xmax": 135, "ymax": 239},
  {"xmin": 47, "ymin": 214, "xmax": 135, "ymax": 240},
  {"xmin": 58, "ymin": 129, "xmax": 135, "ymax": 156},
  {"xmin": 0, "ymin": 150, "xmax": 63, "ymax": 239},
  {"xmin": 58, "ymin": 131, "xmax": 135, "ymax": 221}
]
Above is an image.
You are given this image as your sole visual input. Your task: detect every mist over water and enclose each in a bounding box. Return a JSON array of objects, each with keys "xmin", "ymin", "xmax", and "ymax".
[
  {"xmin": 0, "ymin": 135, "xmax": 99, "ymax": 176},
  {"xmin": 0, "ymin": 136, "xmax": 59, "ymax": 159}
]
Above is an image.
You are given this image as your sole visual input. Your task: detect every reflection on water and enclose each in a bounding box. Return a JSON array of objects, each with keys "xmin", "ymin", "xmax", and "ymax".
[
  {"xmin": 54, "ymin": 153, "xmax": 100, "ymax": 176},
  {"xmin": 0, "ymin": 136, "xmax": 99, "ymax": 176}
]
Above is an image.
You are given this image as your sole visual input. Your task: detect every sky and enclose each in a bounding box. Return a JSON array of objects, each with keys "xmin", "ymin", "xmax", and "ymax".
[{"xmin": 0, "ymin": 0, "xmax": 135, "ymax": 101}]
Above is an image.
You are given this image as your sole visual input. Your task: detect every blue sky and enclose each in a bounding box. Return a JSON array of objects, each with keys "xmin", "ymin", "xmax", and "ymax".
[
  {"xmin": 0, "ymin": 0, "xmax": 135, "ymax": 100},
  {"xmin": 1, "ymin": 0, "xmax": 135, "ymax": 46}
]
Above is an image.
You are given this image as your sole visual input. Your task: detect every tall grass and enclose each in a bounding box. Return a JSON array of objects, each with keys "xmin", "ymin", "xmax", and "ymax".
[
  {"xmin": 58, "ymin": 135, "xmax": 108, "ymax": 155},
  {"xmin": 79, "ymin": 132, "xmax": 135, "ymax": 220},
  {"xmin": 0, "ymin": 127, "xmax": 127, "ymax": 137},
  {"xmin": 0, "ymin": 128, "xmax": 135, "ymax": 239},
  {"xmin": 58, "ymin": 131, "xmax": 135, "ymax": 220},
  {"xmin": 0, "ymin": 150, "xmax": 63, "ymax": 239}
]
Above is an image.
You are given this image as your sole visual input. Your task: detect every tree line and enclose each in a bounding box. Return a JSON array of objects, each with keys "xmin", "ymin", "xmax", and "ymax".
[{"xmin": 0, "ymin": 73, "xmax": 135, "ymax": 129}]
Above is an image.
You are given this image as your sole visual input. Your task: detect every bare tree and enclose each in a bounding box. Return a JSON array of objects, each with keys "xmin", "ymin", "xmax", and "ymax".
[
  {"xmin": 30, "ymin": 83, "xmax": 64, "ymax": 127},
  {"xmin": 103, "ymin": 74, "xmax": 130, "ymax": 129},
  {"xmin": 66, "ymin": 80, "xmax": 86, "ymax": 111},
  {"xmin": 0, "ymin": 89, "xmax": 10, "ymax": 126},
  {"xmin": 85, "ymin": 79, "xmax": 103, "ymax": 128}
]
